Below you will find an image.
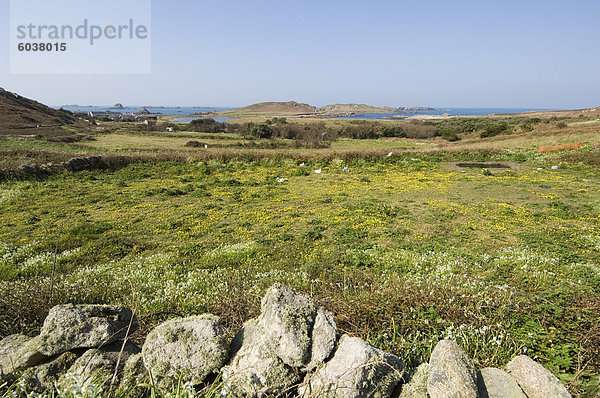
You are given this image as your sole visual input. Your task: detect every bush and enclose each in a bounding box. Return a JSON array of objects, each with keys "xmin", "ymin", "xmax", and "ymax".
[
  {"xmin": 480, "ymin": 122, "xmax": 511, "ymax": 138},
  {"xmin": 377, "ymin": 125, "xmax": 406, "ymax": 138},
  {"xmin": 188, "ymin": 118, "xmax": 226, "ymax": 133},
  {"xmin": 520, "ymin": 123, "xmax": 534, "ymax": 132},
  {"xmin": 246, "ymin": 122, "xmax": 274, "ymax": 139},
  {"xmin": 185, "ymin": 140, "xmax": 208, "ymax": 148},
  {"xmin": 437, "ymin": 127, "xmax": 461, "ymax": 141},
  {"xmin": 270, "ymin": 117, "xmax": 288, "ymax": 125}
]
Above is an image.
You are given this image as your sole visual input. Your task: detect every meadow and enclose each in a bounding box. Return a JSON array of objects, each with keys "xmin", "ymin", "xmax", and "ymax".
[{"xmin": 0, "ymin": 117, "xmax": 599, "ymax": 396}]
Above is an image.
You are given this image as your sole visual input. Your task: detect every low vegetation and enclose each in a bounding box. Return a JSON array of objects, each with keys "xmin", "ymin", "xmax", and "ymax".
[{"xmin": 0, "ymin": 109, "xmax": 599, "ymax": 396}]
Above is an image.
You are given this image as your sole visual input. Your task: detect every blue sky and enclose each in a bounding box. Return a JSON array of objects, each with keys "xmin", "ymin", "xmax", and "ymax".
[{"xmin": 1, "ymin": 0, "xmax": 599, "ymax": 108}]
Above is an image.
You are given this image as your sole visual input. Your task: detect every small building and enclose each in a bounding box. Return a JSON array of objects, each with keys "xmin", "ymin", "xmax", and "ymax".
[
  {"xmin": 120, "ymin": 113, "xmax": 136, "ymax": 122},
  {"xmin": 88, "ymin": 111, "xmax": 123, "ymax": 121}
]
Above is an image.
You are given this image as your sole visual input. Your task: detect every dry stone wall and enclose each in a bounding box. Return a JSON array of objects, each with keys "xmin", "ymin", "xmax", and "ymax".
[{"xmin": 0, "ymin": 284, "xmax": 572, "ymax": 397}]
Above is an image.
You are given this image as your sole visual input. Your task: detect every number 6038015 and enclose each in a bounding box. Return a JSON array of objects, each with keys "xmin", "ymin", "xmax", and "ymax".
[{"xmin": 18, "ymin": 42, "xmax": 67, "ymax": 51}]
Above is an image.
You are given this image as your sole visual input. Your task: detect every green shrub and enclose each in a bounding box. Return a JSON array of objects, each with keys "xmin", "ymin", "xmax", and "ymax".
[
  {"xmin": 437, "ymin": 127, "xmax": 461, "ymax": 141},
  {"xmin": 480, "ymin": 122, "xmax": 511, "ymax": 138}
]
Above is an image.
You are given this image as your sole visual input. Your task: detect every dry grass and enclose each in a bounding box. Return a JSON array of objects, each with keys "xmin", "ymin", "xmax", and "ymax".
[{"xmin": 431, "ymin": 126, "xmax": 599, "ymax": 152}]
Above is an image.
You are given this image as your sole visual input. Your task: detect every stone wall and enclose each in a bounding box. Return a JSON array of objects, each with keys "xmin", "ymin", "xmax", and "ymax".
[
  {"xmin": 0, "ymin": 284, "xmax": 572, "ymax": 397},
  {"xmin": 0, "ymin": 155, "xmax": 130, "ymax": 181}
]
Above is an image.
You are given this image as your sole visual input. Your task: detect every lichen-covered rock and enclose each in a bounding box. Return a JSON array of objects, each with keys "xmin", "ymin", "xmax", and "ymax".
[
  {"xmin": 0, "ymin": 335, "xmax": 31, "ymax": 360},
  {"xmin": 224, "ymin": 319, "xmax": 301, "ymax": 397},
  {"xmin": 119, "ymin": 353, "xmax": 149, "ymax": 398},
  {"xmin": 400, "ymin": 363, "xmax": 430, "ymax": 398},
  {"xmin": 308, "ymin": 307, "xmax": 337, "ymax": 370},
  {"xmin": 224, "ymin": 284, "xmax": 337, "ymax": 397},
  {"xmin": 61, "ymin": 340, "xmax": 141, "ymax": 388},
  {"xmin": 427, "ymin": 340, "xmax": 478, "ymax": 398},
  {"xmin": 38, "ymin": 304, "xmax": 138, "ymax": 356},
  {"xmin": 259, "ymin": 283, "xmax": 318, "ymax": 368},
  {"xmin": 505, "ymin": 355, "xmax": 571, "ymax": 398},
  {"xmin": 0, "ymin": 335, "xmax": 47, "ymax": 380},
  {"xmin": 477, "ymin": 367, "xmax": 527, "ymax": 398},
  {"xmin": 1, "ymin": 334, "xmax": 33, "ymax": 378},
  {"xmin": 142, "ymin": 315, "xmax": 228, "ymax": 392},
  {"xmin": 298, "ymin": 335, "xmax": 404, "ymax": 398},
  {"xmin": 21, "ymin": 352, "xmax": 78, "ymax": 393}
]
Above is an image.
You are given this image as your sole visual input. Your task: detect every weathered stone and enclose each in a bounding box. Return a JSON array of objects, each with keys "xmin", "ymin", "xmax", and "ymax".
[
  {"xmin": 0, "ymin": 335, "xmax": 47, "ymax": 379},
  {"xmin": 37, "ymin": 304, "xmax": 138, "ymax": 356},
  {"xmin": 142, "ymin": 314, "xmax": 228, "ymax": 392},
  {"xmin": 224, "ymin": 284, "xmax": 338, "ymax": 397},
  {"xmin": 21, "ymin": 352, "xmax": 78, "ymax": 393},
  {"xmin": 1, "ymin": 334, "xmax": 32, "ymax": 378},
  {"xmin": 400, "ymin": 363, "xmax": 430, "ymax": 398},
  {"xmin": 260, "ymin": 283, "xmax": 317, "ymax": 368},
  {"xmin": 427, "ymin": 339, "xmax": 478, "ymax": 398},
  {"xmin": 299, "ymin": 334, "xmax": 404, "ymax": 398},
  {"xmin": 0, "ymin": 335, "xmax": 31, "ymax": 359},
  {"xmin": 61, "ymin": 340, "xmax": 141, "ymax": 388},
  {"xmin": 224, "ymin": 319, "xmax": 301, "ymax": 397},
  {"xmin": 477, "ymin": 367, "xmax": 527, "ymax": 398},
  {"xmin": 119, "ymin": 353, "xmax": 149, "ymax": 398},
  {"xmin": 121, "ymin": 353, "xmax": 148, "ymax": 386},
  {"xmin": 308, "ymin": 307, "xmax": 337, "ymax": 370},
  {"xmin": 505, "ymin": 355, "xmax": 571, "ymax": 398}
]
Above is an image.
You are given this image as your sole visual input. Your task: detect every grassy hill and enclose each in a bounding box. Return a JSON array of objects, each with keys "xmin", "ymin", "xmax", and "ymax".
[
  {"xmin": 0, "ymin": 88, "xmax": 76, "ymax": 129},
  {"xmin": 221, "ymin": 101, "xmax": 317, "ymax": 115},
  {"xmin": 0, "ymin": 88, "xmax": 92, "ymax": 141}
]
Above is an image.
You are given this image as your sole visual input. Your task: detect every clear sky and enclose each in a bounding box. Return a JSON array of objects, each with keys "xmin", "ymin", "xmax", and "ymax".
[{"xmin": 1, "ymin": 0, "xmax": 599, "ymax": 108}]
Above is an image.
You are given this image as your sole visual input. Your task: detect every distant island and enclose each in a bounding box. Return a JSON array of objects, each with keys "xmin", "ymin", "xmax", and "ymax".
[
  {"xmin": 216, "ymin": 101, "xmax": 435, "ymax": 117},
  {"xmin": 221, "ymin": 101, "xmax": 317, "ymax": 115},
  {"xmin": 318, "ymin": 104, "xmax": 435, "ymax": 115}
]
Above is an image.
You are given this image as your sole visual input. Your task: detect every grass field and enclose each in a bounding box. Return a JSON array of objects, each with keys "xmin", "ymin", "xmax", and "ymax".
[{"xmin": 0, "ymin": 118, "xmax": 599, "ymax": 396}]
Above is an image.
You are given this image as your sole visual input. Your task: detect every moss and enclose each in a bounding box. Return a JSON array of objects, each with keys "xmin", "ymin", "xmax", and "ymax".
[
  {"xmin": 119, "ymin": 354, "xmax": 149, "ymax": 398},
  {"xmin": 20, "ymin": 352, "xmax": 77, "ymax": 393}
]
